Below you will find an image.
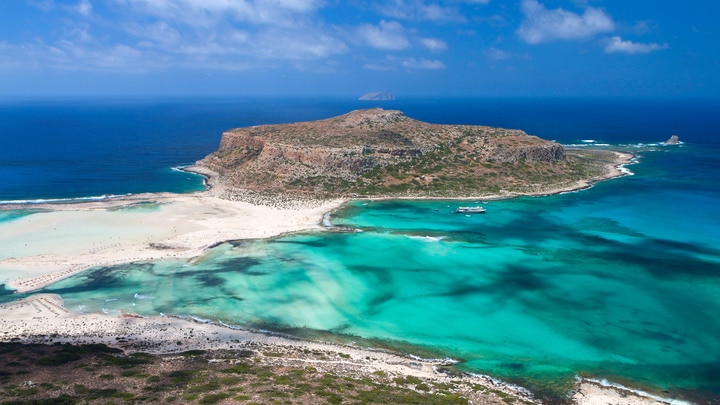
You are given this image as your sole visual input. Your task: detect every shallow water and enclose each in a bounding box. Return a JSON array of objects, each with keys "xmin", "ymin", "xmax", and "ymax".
[
  {"xmin": 3, "ymin": 98, "xmax": 720, "ymax": 401},
  {"xmin": 30, "ymin": 145, "xmax": 720, "ymax": 401}
]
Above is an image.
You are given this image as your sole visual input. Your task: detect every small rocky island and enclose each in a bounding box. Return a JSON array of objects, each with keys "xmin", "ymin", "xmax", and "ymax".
[
  {"xmin": 197, "ymin": 108, "xmax": 623, "ymax": 202},
  {"xmin": 664, "ymin": 134, "xmax": 680, "ymax": 144},
  {"xmin": 359, "ymin": 91, "xmax": 395, "ymax": 100}
]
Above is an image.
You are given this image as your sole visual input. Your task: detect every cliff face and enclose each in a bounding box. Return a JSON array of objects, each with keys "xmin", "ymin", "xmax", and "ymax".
[{"xmin": 198, "ymin": 108, "xmax": 581, "ymax": 199}]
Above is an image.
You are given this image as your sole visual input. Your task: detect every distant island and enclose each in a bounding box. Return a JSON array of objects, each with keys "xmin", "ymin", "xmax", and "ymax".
[
  {"xmin": 359, "ymin": 91, "xmax": 395, "ymax": 100},
  {"xmin": 197, "ymin": 108, "xmax": 629, "ymax": 205}
]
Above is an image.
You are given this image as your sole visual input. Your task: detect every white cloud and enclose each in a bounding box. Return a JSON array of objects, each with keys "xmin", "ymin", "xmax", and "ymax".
[
  {"xmin": 485, "ymin": 47, "xmax": 511, "ymax": 61},
  {"xmin": 517, "ymin": 0, "xmax": 614, "ymax": 44},
  {"xmin": 420, "ymin": 37, "xmax": 448, "ymax": 53},
  {"xmin": 251, "ymin": 29, "xmax": 348, "ymax": 60},
  {"xmin": 604, "ymin": 36, "xmax": 668, "ymax": 54},
  {"xmin": 362, "ymin": 55, "xmax": 445, "ymax": 71},
  {"xmin": 363, "ymin": 62, "xmax": 395, "ymax": 71},
  {"xmin": 95, "ymin": 44, "xmax": 143, "ymax": 68},
  {"xmin": 632, "ymin": 21, "xmax": 652, "ymax": 35},
  {"xmin": 401, "ymin": 57, "xmax": 445, "ymax": 70},
  {"xmin": 15, "ymin": 37, "xmax": 147, "ymax": 72},
  {"xmin": 355, "ymin": 20, "xmax": 410, "ymax": 50},
  {"xmin": 114, "ymin": 0, "xmax": 347, "ymax": 66},
  {"xmin": 141, "ymin": 25, "xmax": 346, "ymax": 62},
  {"xmin": 6, "ymin": 1, "xmax": 453, "ymax": 75},
  {"xmin": 376, "ymin": 0, "xmax": 464, "ymax": 22},
  {"xmin": 127, "ymin": 21, "xmax": 183, "ymax": 47},
  {"xmin": 121, "ymin": 0, "xmax": 323, "ymax": 27},
  {"xmin": 75, "ymin": 0, "xmax": 93, "ymax": 16},
  {"xmin": 31, "ymin": 0, "xmax": 94, "ymax": 17}
]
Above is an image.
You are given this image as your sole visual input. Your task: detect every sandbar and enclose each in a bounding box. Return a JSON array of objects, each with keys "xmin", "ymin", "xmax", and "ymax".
[
  {"xmin": 1, "ymin": 167, "xmax": 343, "ymax": 293},
  {"xmin": 0, "ymin": 155, "xmax": 670, "ymax": 405}
]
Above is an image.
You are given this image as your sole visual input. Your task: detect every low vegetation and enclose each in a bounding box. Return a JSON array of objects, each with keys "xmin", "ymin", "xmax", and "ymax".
[
  {"xmin": 198, "ymin": 109, "xmax": 620, "ymax": 202},
  {"xmin": 0, "ymin": 342, "xmax": 536, "ymax": 404}
]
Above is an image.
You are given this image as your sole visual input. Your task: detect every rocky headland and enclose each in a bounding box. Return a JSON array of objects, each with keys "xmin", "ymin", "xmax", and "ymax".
[{"xmin": 197, "ymin": 108, "xmax": 624, "ymax": 204}]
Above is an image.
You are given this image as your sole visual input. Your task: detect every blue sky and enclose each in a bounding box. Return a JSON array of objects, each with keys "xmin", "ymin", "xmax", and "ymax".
[{"xmin": 1, "ymin": 0, "xmax": 718, "ymax": 97}]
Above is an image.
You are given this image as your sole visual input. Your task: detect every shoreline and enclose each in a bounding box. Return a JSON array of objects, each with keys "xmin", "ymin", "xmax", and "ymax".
[
  {"xmin": 0, "ymin": 294, "xmax": 676, "ymax": 405},
  {"xmin": 0, "ymin": 294, "xmax": 678, "ymax": 405},
  {"xmin": 0, "ymin": 152, "xmax": 672, "ymax": 404},
  {"xmin": 0, "ymin": 152, "xmax": 633, "ymax": 294},
  {"xmin": 341, "ymin": 150, "xmax": 635, "ymax": 203},
  {"xmin": 0, "ymin": 294, "xmax": 536, "ymax": 404},
  {"xmin": 0, "ymin": 166, "xmax": 346, "ymax": 294}
]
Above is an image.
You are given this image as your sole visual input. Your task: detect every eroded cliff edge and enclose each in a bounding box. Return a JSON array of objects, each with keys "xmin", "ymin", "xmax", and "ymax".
[{"xmin": 197, "ymin": 108, "xmax": 623, "ymax": 202}]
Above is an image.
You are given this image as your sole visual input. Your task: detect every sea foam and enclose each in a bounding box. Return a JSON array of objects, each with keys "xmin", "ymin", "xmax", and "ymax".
[
  {"xmin": 0, "ymin": 194, "xmax": 131, "ymax": 205},
  {"xmin": 582, "ymin": 378, "xmax": 692, "ymax": 405}
]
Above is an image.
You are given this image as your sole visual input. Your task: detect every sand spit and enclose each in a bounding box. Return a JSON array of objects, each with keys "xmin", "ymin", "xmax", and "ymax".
[
  {"xmin": 0, "ymin": 155, "xmax": 663, "ymax": 404},
  {"xmin": 0, "ymin": 182, "xmax": 344, "ymax": 293},
  {"xmin": 0, "ymin": 152, "xmax": 631, "ymax": 294}
]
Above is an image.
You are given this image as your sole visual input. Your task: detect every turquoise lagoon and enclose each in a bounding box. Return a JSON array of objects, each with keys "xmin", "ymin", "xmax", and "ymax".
[
  {"xmin": 26, "ymin": 144, "xmax": 720, "ymax": 402},
  {"xmin": 2, "ymin": 98, "xmax": 720, "ymax": 402}
]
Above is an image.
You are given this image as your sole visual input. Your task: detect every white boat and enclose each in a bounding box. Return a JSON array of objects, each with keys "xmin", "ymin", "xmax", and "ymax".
[{"xmin": 454, "ymin": 206, "xmax": 486, "ymax": 214}]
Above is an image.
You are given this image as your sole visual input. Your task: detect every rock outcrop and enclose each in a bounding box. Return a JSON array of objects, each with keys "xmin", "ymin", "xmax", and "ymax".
[
  {"xmin": 198, "ymin": 108, "xmax": 612, "ymax": 200},
  {"xmin": 664, "ymin": 135, "xmax": 680, "ymax": 144}
]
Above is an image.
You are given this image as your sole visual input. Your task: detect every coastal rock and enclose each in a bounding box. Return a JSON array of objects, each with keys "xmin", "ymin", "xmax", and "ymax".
[
  {"xmin": 664, "ymin": 134, "xmax": 680, "ymax": 144},
  {"xmin": 359, "ymin": 91, "xmax": 395, "ymax": 100},
  {"xmin": 197, "ymin": 108, "xmax": 608, "ymax": 200}
]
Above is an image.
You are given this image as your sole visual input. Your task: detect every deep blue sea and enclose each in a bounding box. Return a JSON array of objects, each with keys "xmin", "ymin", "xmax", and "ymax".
[
  {"xmin": 1, "ymin": 97, "xmax": 719, "ymax": 402},
  {"xmin": 2, "ymin": 97, "xmax": 718, "ymax": 201}
]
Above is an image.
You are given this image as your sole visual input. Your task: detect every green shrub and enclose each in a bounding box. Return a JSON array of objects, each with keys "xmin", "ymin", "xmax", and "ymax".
[{"xmin": 199, "ymin": 393, "xmax": 231, "ymax": 404}]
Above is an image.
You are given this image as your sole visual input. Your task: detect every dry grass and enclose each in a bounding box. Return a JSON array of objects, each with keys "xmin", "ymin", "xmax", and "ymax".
[{"xmin": 198, "ymin": 109, "xmax": 616, "ymax": 201}]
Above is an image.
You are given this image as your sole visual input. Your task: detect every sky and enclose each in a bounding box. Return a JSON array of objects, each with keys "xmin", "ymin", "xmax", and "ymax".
[{"xmin": 0, "ymin": 0, "xmax": 718, "ymax": 98}]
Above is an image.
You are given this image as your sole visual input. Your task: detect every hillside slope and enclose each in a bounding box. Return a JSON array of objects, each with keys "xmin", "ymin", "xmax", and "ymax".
[{"xmin": 197, "ymin": 108, "xmax": 621, "ymax": 201}]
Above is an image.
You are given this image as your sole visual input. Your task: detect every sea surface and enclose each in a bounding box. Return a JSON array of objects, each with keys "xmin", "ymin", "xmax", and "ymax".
[{"xmin": 1, "ymin": 97, "xmax": 719, "ymax": 402}]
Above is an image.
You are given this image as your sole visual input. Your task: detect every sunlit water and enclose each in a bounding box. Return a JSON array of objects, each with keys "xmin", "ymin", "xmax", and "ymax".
[
  {"xmin": 2, "ymin": 98, "xmax": 719, "ymax": 401},
  {"xmin": 21, "ymin": 144, "xmax": 718, "ymax": 401}
]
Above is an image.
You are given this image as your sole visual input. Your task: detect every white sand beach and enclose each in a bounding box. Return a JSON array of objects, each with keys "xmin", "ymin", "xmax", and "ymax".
[
  {"xmin": 0, "ymin": 168, "xmax": 344, "ymax": 293},
  {"xmin": 0, "ymin": 157, "xmax": 670, "ymax": 405},
  {"xmin": 572, "ymin": 380, "xmax": 680, "ymax": 405},
  {"xmin": 0, "ymin": 293, "xmax": 676, "ymax": 405},
  {"xmin": 0, "ymin": 152, "xmax": 633, "ymax": 293},
  {"xmin": 0, "ymin": 293, "xmax": 535, "ymax": 404}
]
